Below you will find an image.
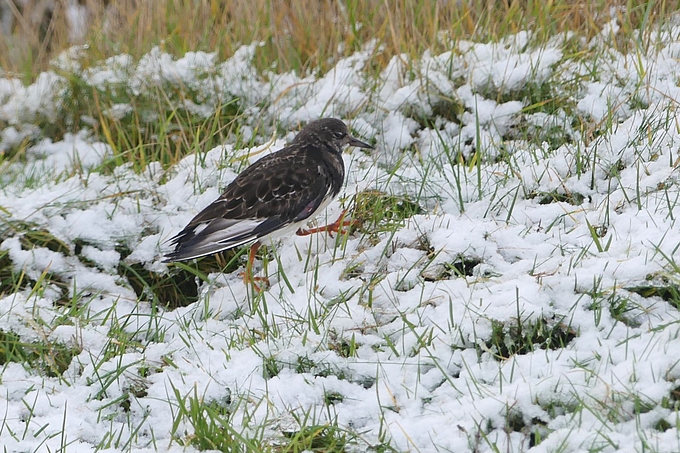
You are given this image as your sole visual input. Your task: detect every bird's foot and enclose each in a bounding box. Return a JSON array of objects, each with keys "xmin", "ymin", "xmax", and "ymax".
[
  {"xmin": 239, "ymin": 242, "xmax": 269, "ymax": 291},
  {"xmin": 239, "ymin": 271, "xmax": 270, "ymax": 292},
  {"xmin": 296, "ymin": 210, "xmax": 359, "ymax": 238}
]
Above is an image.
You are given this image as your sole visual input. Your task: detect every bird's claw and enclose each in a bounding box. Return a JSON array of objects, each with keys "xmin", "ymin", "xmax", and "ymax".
[
  {"xmin": 296, "ymin": 210, "xmax": 359, "ymax": 237},
  {"xmin": 239, "ymin": 271, "xmax": 270, "ymax": 292}
]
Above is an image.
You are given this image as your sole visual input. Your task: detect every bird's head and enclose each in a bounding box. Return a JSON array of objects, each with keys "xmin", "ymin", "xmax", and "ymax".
[{"xmin": 291, "ymin": 118, "xmax": 373, "ymax": 151}]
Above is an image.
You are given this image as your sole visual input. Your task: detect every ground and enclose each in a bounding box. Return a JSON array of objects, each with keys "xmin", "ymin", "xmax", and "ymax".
[{"xmin": 1, "ymin": 14, "xmax": 680, "ymax": 453}]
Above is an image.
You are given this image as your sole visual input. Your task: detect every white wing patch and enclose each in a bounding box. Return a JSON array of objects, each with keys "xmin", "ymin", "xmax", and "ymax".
[{"xmin": 201, "ymin": 218, "xmax": 265, "ymax": 246}]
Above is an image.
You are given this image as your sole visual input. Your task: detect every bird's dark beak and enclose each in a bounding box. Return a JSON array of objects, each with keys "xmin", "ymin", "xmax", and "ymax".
[{"xmin": 348, "ymin": 136, "xmax": 374, "ymax": 149}]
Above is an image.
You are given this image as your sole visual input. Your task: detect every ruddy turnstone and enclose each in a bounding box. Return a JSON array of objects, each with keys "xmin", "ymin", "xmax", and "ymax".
[{"xmin": 164, "ymin": 118, "xmax": 373, "ymax": 288}]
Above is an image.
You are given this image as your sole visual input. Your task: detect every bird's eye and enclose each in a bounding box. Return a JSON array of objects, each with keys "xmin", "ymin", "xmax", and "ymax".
[{"xmin": 333, "ymin": 131, "xmax": 345, "ymax": 139}]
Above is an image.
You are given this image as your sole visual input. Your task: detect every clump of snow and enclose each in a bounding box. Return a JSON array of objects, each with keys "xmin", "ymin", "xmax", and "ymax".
[
  {"xmin": 275, "ymin": 41, "xmax": 377, "ymax": 124},
  {"xmin": 79, "ymin": 245, "xmax": 120, "ymax": 271},
  {"xmin": 465, "ymin": 32, "xmax": 563, "ymax": 93},
  {"xmin": 0, "ymin": 71, "xmax": 66, "ymax": 124},
  {"xmin": 26, "ymin": 131, "xmax": 111, "ymax": 174},
  {"xmin": 0, "ymin": 78, "xmax": 22, "ymax": 103},
  {"xmin": 83, "ymin": 54, "xmax": 135, "ymax": 89},
  {"xmin": 378, "ymin": 110, "xmax": 419, "ymax": 153},
  {"xmin": 0, "ymin": 124, "xmax": 40, "ymax": 153},
  {"xmin": 1, "ymin": 237, "xmax": 70, "ymax": 281}
]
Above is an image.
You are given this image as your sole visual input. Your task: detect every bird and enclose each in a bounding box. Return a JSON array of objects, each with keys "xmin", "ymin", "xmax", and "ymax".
[{"xmin": 163, "ymin": 118, "xmax": 373, "ymax": 289}]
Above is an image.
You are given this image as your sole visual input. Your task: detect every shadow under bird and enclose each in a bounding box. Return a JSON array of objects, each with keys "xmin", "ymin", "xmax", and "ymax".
[{"xmin": 163, "ymin": 118, "xmax": 373, "ymax": 288}]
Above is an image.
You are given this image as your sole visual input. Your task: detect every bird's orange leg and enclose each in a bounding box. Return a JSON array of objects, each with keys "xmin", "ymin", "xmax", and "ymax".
[
  {"xmin": 240, "ymin": 242, "xmax": 270, "ymax": 291},
  {"xmin": 296, "ymin": 209, "xmax": 360, "ymax": 237}
]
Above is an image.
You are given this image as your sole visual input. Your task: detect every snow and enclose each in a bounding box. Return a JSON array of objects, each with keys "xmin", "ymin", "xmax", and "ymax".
[
  {"xmin": 0, "ymin": 71, "xmax": 66, "ymax": 124},
  {"xmin": 2, "ymin": 16, "xmax": 680, "ymax": 453}
]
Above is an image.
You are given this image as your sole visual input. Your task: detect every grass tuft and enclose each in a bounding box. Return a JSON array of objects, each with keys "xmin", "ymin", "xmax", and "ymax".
[
  {"xmin": 527, "ymin": 189, "xmax": 586, "ymax": 206},
  {"xmin": 0, "ymin": 330, "xmax": 80, "ymax": 378},
  {"xmin": 169, "ymin": 385, "xmax": 259, "ymax": 452},
  {"xmin": 352, "ymin": 190, "xmax": 423, "ymax": 236},
  {"xmin": 281, "ymin": 424, "xmax": 351, "ymax": 453},
  {"xmin": 483, "ymin": 316, "xmax": 577, "ymax": 360},
  {"xmin": 421, "ymin": 254, "xmax": 483, "ymax": 282},
  {"xmin": 626, "ymin": 280, "xmax": 680, "ymax": 309}
]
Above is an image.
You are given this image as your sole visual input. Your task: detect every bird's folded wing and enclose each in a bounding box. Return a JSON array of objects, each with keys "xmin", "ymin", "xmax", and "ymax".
[{"xmin": 164, "ymin": 151, "xmax": 332, "ymax": 262}]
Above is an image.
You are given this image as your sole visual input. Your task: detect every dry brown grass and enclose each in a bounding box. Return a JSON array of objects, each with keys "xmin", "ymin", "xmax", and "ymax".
[{"xmin": 1, "ymin": 0, "xmax": 678, "ymax": 79}]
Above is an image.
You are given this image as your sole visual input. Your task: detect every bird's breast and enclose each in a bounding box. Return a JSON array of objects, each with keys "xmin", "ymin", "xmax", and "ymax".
[{"xmin": 321, "ymin": 151, "xmax": 345, "ymax": 194}]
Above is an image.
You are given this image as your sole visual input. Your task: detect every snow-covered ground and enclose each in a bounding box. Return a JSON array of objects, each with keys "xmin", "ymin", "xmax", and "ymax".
[{"xmin": 2, "ymin": 17, "xmax": 680, "ymax": 453}]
